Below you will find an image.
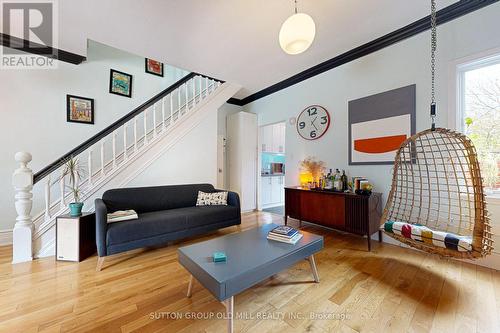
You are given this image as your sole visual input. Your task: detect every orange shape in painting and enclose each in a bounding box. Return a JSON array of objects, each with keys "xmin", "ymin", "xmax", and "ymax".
[{"xmin": 354, "ymin": 135, "xmax": 407, "ymax": 154}]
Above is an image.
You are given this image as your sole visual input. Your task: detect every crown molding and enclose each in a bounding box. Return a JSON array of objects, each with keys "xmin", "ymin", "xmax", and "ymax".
[{"xmin": 227, "ymin": 0, "xmax": 499, "ymax": 106}]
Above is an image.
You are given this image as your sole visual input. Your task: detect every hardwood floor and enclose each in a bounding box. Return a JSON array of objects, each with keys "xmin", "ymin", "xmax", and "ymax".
[{"xmin": 1, "ymin": 211, "xmax": 500, "ymax": 333}]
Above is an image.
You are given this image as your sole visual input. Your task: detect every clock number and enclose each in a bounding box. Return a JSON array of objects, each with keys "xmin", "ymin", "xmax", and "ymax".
[
  {"xmin": 299, "ymin": 121, "xmax": 305, "ymax": 129},
  {"xmin": 310, "ymin": 130, "xmax": 317, "ymax": 138},
  {"xmin": 307, "ymin": 107, "xmax": 317, "ymax": 116},
  {"xmin": 321, "ymin": 116, "xmax": 328, "ymax": 125}
]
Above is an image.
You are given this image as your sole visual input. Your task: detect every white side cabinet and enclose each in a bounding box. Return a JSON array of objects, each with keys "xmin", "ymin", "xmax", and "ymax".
[{"xmin": 227, "ymin": 112, "xmax": 257, "ymax": 212}]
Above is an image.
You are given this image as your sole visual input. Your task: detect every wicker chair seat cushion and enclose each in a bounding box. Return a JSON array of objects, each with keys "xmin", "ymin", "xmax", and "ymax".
[{"xmin": 383, "ymin": 221, "xmax": 472, "ymax": 252}]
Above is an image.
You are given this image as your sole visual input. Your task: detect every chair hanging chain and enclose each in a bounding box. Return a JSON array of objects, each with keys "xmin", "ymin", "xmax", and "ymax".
[{"xmin": 430, "ymin": 0, "xmax": 437, "ymax": 130}]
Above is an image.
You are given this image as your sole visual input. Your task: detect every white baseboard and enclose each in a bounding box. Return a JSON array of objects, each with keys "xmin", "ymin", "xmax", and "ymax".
[{"xmin": 0, "ymin": 229, "xmax": 12, "ymax": 245}]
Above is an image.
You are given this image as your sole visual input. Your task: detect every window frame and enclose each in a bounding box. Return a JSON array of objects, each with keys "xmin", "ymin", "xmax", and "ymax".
[{"xmin": 448, "ymin": 48, "xmax": 500, "ymax": 200}]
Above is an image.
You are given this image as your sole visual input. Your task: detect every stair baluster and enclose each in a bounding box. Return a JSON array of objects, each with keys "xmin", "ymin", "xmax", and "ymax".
[
  {"xmin": 88, "ymin": 149, "xmax": 93, "ymax": 186},
  {"xmin": 44, "ymin": 175, "xmax": 51, "ymax": 220}
]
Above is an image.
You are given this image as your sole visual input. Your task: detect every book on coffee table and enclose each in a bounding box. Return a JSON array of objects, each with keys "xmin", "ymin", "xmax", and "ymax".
[
  {"xmin": 267, "ymin": 232, "xmax": 303, "ymax": 244},
  {"xmin": 267, "ymin": 226, "xmax": 302, "ymax": 244}
]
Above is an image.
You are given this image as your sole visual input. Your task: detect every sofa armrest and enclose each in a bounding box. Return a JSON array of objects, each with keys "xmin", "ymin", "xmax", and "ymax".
[{"xmin": 94, "ymin": 198, "xmax": 108, "ymax": 257}]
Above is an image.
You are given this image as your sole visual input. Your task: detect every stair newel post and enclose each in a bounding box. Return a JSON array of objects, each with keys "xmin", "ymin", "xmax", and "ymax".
[
  {"xmin": 153, "ymin": 103, "xmax": 157, "ymax": 139},
  {"xmin": 88, "ymin": 149, "xmax": 93, "ymax": 187},
  {"xmin": 170, "ymin": 93, "xmax": 174, "ymax": 125},
  {"xmin": 143, "ymin": 109, "xmax": 148, "ymax": 145},
  {"xmin": 123, "ymin": 123, "xmax": 128, "ymax": 161},
  {"xmin": 112, "ymin": 130, "xmax": 117, "ymax": 169},
  {"xmin": 100, "ymin": 140, "xmax": 105, "ymax": 176},
  {"xmin": 161, "ymin": 97, "xmax": 166, "ymax": 132},
  {"xmin": 59, "ymin": 168, "xmax": 65, "ymax": 209},
  {"xmin": 12, "ymin": 152, "xmax": 34, "ymax": 263},
  {"xmin": 133, "ymin": 116, "xmax": 138, "ymax": 152}
]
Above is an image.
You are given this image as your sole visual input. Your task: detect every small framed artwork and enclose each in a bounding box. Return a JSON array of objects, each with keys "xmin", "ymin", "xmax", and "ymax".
[
  {"xmin": 145, "ymin": 58, "xmax": 164, "ymax": 77},
  {"xmin": 109, "ymin": 69, "xmax": 133, "ymax": 98},
  {"xmin": 66, "ymin": 94, "xmax": 94, "ymax": 124}
]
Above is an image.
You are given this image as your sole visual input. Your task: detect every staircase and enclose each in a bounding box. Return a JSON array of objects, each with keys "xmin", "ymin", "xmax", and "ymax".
[{"xmin": 12, "ymin": 73, "xmax": 240, "ymax": 263}]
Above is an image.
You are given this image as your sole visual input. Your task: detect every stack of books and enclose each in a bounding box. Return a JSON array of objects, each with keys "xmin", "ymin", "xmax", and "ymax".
[{"xmin": 267, "ymin": 225, "xmax": 303, "ymax": 244}]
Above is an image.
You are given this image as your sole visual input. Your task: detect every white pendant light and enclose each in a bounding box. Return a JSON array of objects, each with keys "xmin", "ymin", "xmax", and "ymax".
[{"xmin": 279, "ymin": 0, "xmax": 316, "ymax": 55}]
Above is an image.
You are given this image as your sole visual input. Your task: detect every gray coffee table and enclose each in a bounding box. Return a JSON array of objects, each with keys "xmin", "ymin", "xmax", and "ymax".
[{"xmin": 177, "ymin": 223, "xmax": 324, "ymax": 333}]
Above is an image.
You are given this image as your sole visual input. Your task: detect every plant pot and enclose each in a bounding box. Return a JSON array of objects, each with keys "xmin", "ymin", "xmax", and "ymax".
[{"xmin": 69, "ymin": 202, "xmax": 84, "ymax": 216}]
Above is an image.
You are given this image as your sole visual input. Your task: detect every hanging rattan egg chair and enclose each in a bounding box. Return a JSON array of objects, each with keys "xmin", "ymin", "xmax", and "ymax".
[
  {"xmin": 380, "ymin": 0, "xmax": 493, "ymax": 259},
  {"xmin": 381, "ymin": 128, "xmax": 493, "ymax": 258}
]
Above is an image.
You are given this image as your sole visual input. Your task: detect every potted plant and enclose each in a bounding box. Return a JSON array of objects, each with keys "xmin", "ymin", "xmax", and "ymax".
[{"xmin": 60, "ymin": 156, "xmax": 86, "ymax": 216}]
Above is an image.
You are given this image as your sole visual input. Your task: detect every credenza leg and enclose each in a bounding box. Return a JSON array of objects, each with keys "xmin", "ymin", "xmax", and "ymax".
[
  {"xmin": 284, "ymin": 215, "xmax": 288, "ymax": 226},
  {"xmin": 378, "ymin": 230, "xmax": 382, "ymax": 242},
  {"xmin": 367, "ymin": 233, "xmax": 371, "ymax": 252}
]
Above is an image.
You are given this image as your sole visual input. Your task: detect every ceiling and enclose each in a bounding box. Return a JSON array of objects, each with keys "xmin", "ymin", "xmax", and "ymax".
[{"xmin": 17, "ymin": 1, "xmax": 460, "ymax": 99}]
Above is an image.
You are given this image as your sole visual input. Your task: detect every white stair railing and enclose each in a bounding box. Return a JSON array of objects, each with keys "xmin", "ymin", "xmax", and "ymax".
[{"xmin": 12, "ymin": 74, "xmax": 222, "ymax": 263}]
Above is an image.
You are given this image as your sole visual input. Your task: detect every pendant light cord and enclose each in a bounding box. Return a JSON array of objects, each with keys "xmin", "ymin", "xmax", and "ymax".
[
  {"xmin": 430, "ymin": 0, "xmax": 437, "ymax": 131},
  {"xmin": 294, "ymin": 0, "xmax": 298, "ymax": 14}
]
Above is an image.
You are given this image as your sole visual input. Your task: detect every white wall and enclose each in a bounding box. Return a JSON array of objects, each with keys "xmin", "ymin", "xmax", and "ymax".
[
  {"xmin": 244, "ymin": 4, "xmax": 500, "ymax": 266},
  {"xmin": 127, "ymin": 108, "xmax": 218, "ymax": 188},
  {"xmin": 0, "ymin": 40, "xmax": 188, "ymax": 233}
]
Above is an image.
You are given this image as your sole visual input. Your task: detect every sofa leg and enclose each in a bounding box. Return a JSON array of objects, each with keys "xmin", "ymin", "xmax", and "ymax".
[{"xmin": 96, "ymin": 257, "xmax": 105, "ymax": 272}]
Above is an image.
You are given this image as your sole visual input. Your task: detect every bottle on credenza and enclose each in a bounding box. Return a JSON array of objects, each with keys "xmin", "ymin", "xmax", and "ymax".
[
  {"xmin": 325, "ymin": 169, "xmax": 333, "ymax": 189},
  {"xmin": 334, "ymin": 169, "xmax": 342, "ymax": 191},
  {"xmin": 341, "ymin": 170, "xmax": 348, "ymax": 191}
]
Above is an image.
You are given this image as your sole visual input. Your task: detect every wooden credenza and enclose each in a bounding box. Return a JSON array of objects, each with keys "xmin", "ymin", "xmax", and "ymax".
[{"xmin": 285, "ymin": 187, "xmax": 383, "ymax": 251}]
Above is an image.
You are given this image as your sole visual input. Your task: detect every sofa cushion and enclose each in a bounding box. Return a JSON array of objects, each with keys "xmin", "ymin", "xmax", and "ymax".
[
  {"xmin": 182, "ymin": 205, "xmax": 240, "ymax": 229},
  {"xmin": 102, "ymin": 184, "xmax": 216, "ymax": 213},
  {"xmin": 106, "ymin": 209, "xmax": 187, "ymax": 246},
  {"xmin": 106, "ymin": 205, "xmax": 240, "ymax": 246}
]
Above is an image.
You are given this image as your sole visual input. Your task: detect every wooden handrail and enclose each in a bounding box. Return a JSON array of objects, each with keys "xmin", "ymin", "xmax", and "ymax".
[{"xmin": 33, "ymin": 72, "xmax": 223, "ymax": 184}]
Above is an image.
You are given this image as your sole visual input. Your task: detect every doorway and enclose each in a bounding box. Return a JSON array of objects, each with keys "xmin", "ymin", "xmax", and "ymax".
[{"xmin": 259, "ymin": 121, "xmax": 286, "ymax": 215}]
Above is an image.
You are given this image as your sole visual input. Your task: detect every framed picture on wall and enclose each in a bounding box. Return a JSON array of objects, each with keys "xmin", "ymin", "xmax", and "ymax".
[
  {"xmin": 145, "ymin": 58, "xmax": 164, "ymax": 77},
  {"xmin": 109, "ymin": 69, "xmax": 133, "ymax": 98},
  {"xmin": 66, "ymin": 95, "xmax": 94, "ymax": 124},
  {"xmin": 348, "ymin": 84, "xmax": 416, "ymax": 165}
]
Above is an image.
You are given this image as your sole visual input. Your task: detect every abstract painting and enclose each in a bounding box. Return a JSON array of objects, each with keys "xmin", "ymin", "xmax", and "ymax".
[
  {"xmin": 109, "ymin": 69, "xmax": 133, "ymax": 98},
  {"xmin": 348, "ymin": 85, "xmax": 416, "ymax": 165},
  {"xmin": 145, "ymin": 58, "xmax": 164, "ymax": 77},
  {"xmin": 66, "ymin": 95, "xmax": 94, "ymax": 124}
]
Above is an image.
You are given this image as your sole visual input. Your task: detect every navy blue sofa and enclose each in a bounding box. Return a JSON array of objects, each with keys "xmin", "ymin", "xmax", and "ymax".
[{"xmin": 94, "ymin": 184, "xmax": 240, "ymax": 269}]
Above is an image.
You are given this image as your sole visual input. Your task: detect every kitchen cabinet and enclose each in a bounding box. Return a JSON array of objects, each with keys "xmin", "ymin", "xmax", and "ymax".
[
  {"xmin": 272, "ymin": 123, "xmax": 285, "ymax": 153},
  {"xmin": 260, "ymin": 125, "xmax": 273, "ymax": 153},
  {"xmin": 271, "ymin": 176, "xmax": 282, "ymax": 204},
  {"xmin": 261, "ymin": 175, "xmax": 285, "ymax": 208},
  {"xmin": 260, "ymin": 122, "xmax": 285, "ymax": 154},
  {"xmin": 261, "ymin": 176, "xmax": 272, "ymax": 206}
]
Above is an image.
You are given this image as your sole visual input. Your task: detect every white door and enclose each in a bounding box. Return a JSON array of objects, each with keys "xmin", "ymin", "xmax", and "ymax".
[{"xmin": 217, "ymin": 135, "xmax": 225, "ymax": 189}]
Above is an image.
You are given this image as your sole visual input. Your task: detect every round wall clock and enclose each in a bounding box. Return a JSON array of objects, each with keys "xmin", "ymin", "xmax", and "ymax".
[{"xmin": 296, "ymin": 105, "xmax": 331, "ymax": 140}]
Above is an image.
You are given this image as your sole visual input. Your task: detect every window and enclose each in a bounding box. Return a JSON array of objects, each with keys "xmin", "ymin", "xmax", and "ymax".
[{"xmin": 457, "ymin": 54, "xmax": 500, "ymax": 195}]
